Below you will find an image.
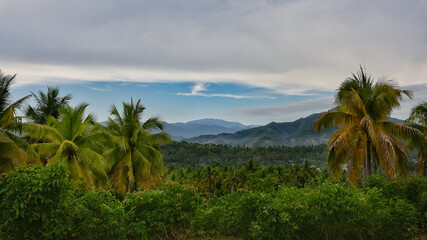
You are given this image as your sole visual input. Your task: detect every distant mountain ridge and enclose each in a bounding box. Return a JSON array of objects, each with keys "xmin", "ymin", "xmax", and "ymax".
[
  {"xmin": 99, "ymin": 115, "xmax": 404, "ymax": 146},
  {"xmin": 163, "ymin": 118, "xmax": 259, "ymax": 140},
  {"xmin": 186, "ymin": 113, "xmax": 336, "ymax": 147},
  {"xmin": 99, "ymin": 118, "xmax": 259, "ymax": 140},
  {"xmin": 186, "ymin": 114, "xmax": 406, "ymax": 147}
]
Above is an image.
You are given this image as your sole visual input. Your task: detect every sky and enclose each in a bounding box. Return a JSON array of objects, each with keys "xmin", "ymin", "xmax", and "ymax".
[{"xmin": 1, "ymin": 0, "xmax": 426, "ymax": 125}]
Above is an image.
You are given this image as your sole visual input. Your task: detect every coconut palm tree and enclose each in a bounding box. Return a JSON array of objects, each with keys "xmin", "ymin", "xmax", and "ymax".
[
  {"xmin": 201, "ymin": 165, "xmax": 221, "ymax": 201},
  {"xmin": 25, "ymin": 86, "xmax": 72, "ymax": 124},
  {"xmin": 405, "ymin": 101, "xmax": 427, "ymax": 175},
  {"xmin": 296, "ymin": 160, "xmax": 317, "ymax": 187},
  {"xmin": 21, "ymin": 103, "xmax": 109, "ymax": 187},
  {"xmin": 315, "ymin": 66, "xmax": 423, "ymax": 186},
  {"xmin": 0, "ymin": 70, "xmax": 33, "ymax": 173},
  {"xmin": 105, "ymin": 98, "xmax": 171, "ymax": 194}
]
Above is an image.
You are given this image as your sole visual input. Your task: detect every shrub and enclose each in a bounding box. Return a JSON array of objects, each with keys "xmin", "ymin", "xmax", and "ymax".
[
  {"xmin": 194, "ymin": 190, "xmax": 273, "ymax": 239},
  {"xmin": 0, "ymin": 164, "xmax": 71, "ymax": 240},
  {"xmin": 124, "ymin": 183, "xmax": 201, "ymax": 238},
  {"xmin": 69, "ymin": 190, "xmax": 145, "ymax": 240},
  {"xmin": 250, "ymin": 187, "xmax": 313, "ymax": 239}
]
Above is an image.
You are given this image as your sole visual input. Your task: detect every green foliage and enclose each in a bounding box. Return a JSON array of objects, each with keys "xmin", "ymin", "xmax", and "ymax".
[
  {"xmin": 194, "ymin": 190, "xmax": 273, "ymax": 239},
  {"xmin": 69, "ymin": 190, "xmax": 145, "ymax": 240},
  {"xmin": 124, "ymin": 183, "xmax": 201, "ymax": 239},
  {"xmin": 22, "ymin": 104, "xmax": 110, "ymax": 187},
  {"xmin": 193, "ymin": 181, "xmax": 422, "ymax": 240},
  {"xmin": 105, "ymin": 98, "xmax": 171, "ymax": 193},
  {"xmin": 162, "ymin": 141, "xmax": 328, "ymax": 168},
  {"xmin": 367, "ymin": 174, "xmax": 427, "ymax": 233},
  {"xmin": 0, "ymin": 70, "xmax": 32, "ymax": 173},
  {"xmin": 0, "ymin": 164, "xmax": 71, "ymax": 239},
  {"xmin": 0, "ymin": 164, "xmax": 148, "ymax": 240},
  {"xmin": 0, "ymin": 163, "xmax": 425, "ymax": 240}
]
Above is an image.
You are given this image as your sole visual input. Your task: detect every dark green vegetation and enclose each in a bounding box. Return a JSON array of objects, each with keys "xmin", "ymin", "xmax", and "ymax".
[
  {"xmin": 162, "ymin": 141, "xmax": 328, "ymax": 168},
  {"xmin": 1, "ymin": 163, "xmax": 426, "ymax": 240},
  {"xmin": 187, "ymin": 113, "xmax": 337, "ymax": 147}
]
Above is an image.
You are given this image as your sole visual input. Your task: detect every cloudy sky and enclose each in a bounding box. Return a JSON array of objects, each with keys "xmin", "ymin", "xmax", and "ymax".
[{"xmin": 1, "ymin": 0, "xmax": 426, "ymax": 125}]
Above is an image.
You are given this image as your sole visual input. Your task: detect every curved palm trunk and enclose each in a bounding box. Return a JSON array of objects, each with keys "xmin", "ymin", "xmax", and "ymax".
[{"xmin": 125, "ymin": 175, "xmax": 130, "ymax": 193}]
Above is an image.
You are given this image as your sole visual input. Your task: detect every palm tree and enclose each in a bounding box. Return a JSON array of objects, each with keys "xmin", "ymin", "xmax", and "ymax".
[
  {"xmin": 0, "ymin": 70, "xmax": 32, "ymax": 173},
  {"xmin": 25, "ymin": 86, "xmax": 72, "ymax": 124},
  {"xmin": 243, "ymin": 159, "xmax": 259, "ymax": 173},
  {"xmin": 201, "ymin": 165, "xmax": 221, "ymax": 201},
  {"xmin": 315, "ymin": 66, "xmax": 423, "ymax": 186},
  {"xmin": 296, "ymin": 160, "xmax": 317, "ymax": 187},
  {"xmin": 405, "ymin": 101, "xmax": 427, "ymax": 175},
  {"xmin": 105, "ymin": 98, "xmax": 171, "ymax": 194},
  {"xmin": 21, "ymin": 103, "xmax": 109, "ymax": 187}
]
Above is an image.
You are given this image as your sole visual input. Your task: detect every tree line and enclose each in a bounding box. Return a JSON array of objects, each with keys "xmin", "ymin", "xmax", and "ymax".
[
  {"xmin": 1, "ymin": 161, "xmax": 425, "ymax": 239},
  {"xmin": 161, "ymin": 141, "xmax": 328, "ymax": 168}
]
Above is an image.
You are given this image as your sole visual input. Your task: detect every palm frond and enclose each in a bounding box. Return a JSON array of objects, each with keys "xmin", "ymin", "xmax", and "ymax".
[{"xmin": 314, "ymin": 110, "xmax": 356, "ymax": 131}]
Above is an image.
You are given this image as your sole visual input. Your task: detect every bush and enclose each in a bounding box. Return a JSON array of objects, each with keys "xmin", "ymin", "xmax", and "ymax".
[
  {"xmin": 69, "ymin": 190, "xmax": 145, "ymax": 240},
  {"xmin": 250, "ymin": 187, "xmax": 313, "ymax": 239},
  {"xmin": 124, "ymin": 183, "xmax": 201, "ymax": 238},
  {"xmin": 0, "ymin": 164, "xmax": 71, "ymax": 240},
  {"xmin": 194, "ymin": 190, "xmax": 273, "ymax": 239}
]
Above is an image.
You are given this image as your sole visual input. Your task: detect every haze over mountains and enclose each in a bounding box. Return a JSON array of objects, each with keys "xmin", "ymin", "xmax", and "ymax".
[{"xmin": 163, "ymin": 118, "xmax": 259, "ymax": 140}]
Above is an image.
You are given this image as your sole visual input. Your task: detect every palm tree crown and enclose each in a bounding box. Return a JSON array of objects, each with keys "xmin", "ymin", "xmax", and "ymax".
[
  {"xmin": 0, "ymin": 70, "xmax": 32, "ymax": 173},
  {"xmin": 22, "ymin": 103, "xmax": 109, "ymax": 186},
  {"xmin": 25, "ymin": 86, "xmax": 72, "ymax": 124},
  {"xmin": 405, "ymin": 101, "xmax": 427, "ymax": 175},
  {"xmin": 315, "ymin": 66, "xmax": 423, "ymax": 186},
  {"xmin": 105, "ymin": 98, "xmax": 171, "ymax": 193}
]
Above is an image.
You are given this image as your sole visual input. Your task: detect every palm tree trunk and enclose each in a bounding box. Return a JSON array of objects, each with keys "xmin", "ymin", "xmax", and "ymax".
[
  {"xmin": 134, "ymin": 175, "xmax": 138, "ymax": 192},
  {"xmin": 372, "ymin": 146, "xmax": 378, "ymax": 174},
  {"xmin": 125, "ymin": 175, "xmax": 130, "ymax": 193}
]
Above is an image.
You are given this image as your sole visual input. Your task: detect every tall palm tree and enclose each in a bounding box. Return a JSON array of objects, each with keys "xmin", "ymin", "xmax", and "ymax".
[
  {"xmin": 25, "ymin": 86, "xmax": 72, "ymax": 124},
  {"xmin": 21, "ymin": 103, "xmax": 109, "ymax": 186},
  {"xmin": 0, "ymin": 70, "xmax": 32, "ymax": 173},
  {"xmin": 315, "ymin": 66, "xmax": 423, "ymax": 186},
  {"xmin": 105, "ymin": 98, "xmax": 170, "ymax": 194},
  {"xmin": 405, "ymin": 101, "xmax": 427, "ymax": 175}
]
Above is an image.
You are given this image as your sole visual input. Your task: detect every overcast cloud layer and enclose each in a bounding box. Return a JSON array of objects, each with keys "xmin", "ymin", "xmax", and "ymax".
[
  {"xmin": 1, "ymin": 0, "xmax": 427, "ymax": 91},
  {"xmin": 1, "ymin": 0, "xmax": 426, "ymax": 124}
]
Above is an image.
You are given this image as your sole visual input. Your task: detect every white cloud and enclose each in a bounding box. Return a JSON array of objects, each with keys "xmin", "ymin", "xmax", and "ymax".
[
  {"xmin": 237, "ymin": 97, "xmax": 335, "ymax": 117},
  {"xmin": 89, "ymin": 86, "xmax": 112, "ymax": 92},
  {"xmin": 177, "ymin": 82, "xmax": 253, "ymax": 99}
]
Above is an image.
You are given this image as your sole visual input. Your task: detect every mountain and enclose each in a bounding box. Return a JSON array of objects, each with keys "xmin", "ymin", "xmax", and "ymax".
[
  {"xmin": 99, "ymin": 118, "xmax": 258, "ymax": 140},
  {"xmin": 163, "ymin": 118, "xmax": 259, "ymax": 139},
  {"xmin": 100, "ymin": 115, "xmax": 405, "ymax": 146},
  {"xmin": 186, "ymin": 113, "xmax": 406, "ymax": 147},
  {"xmin": 186, "ymin": 113, "xmax": 336, "ymax": 147}
]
